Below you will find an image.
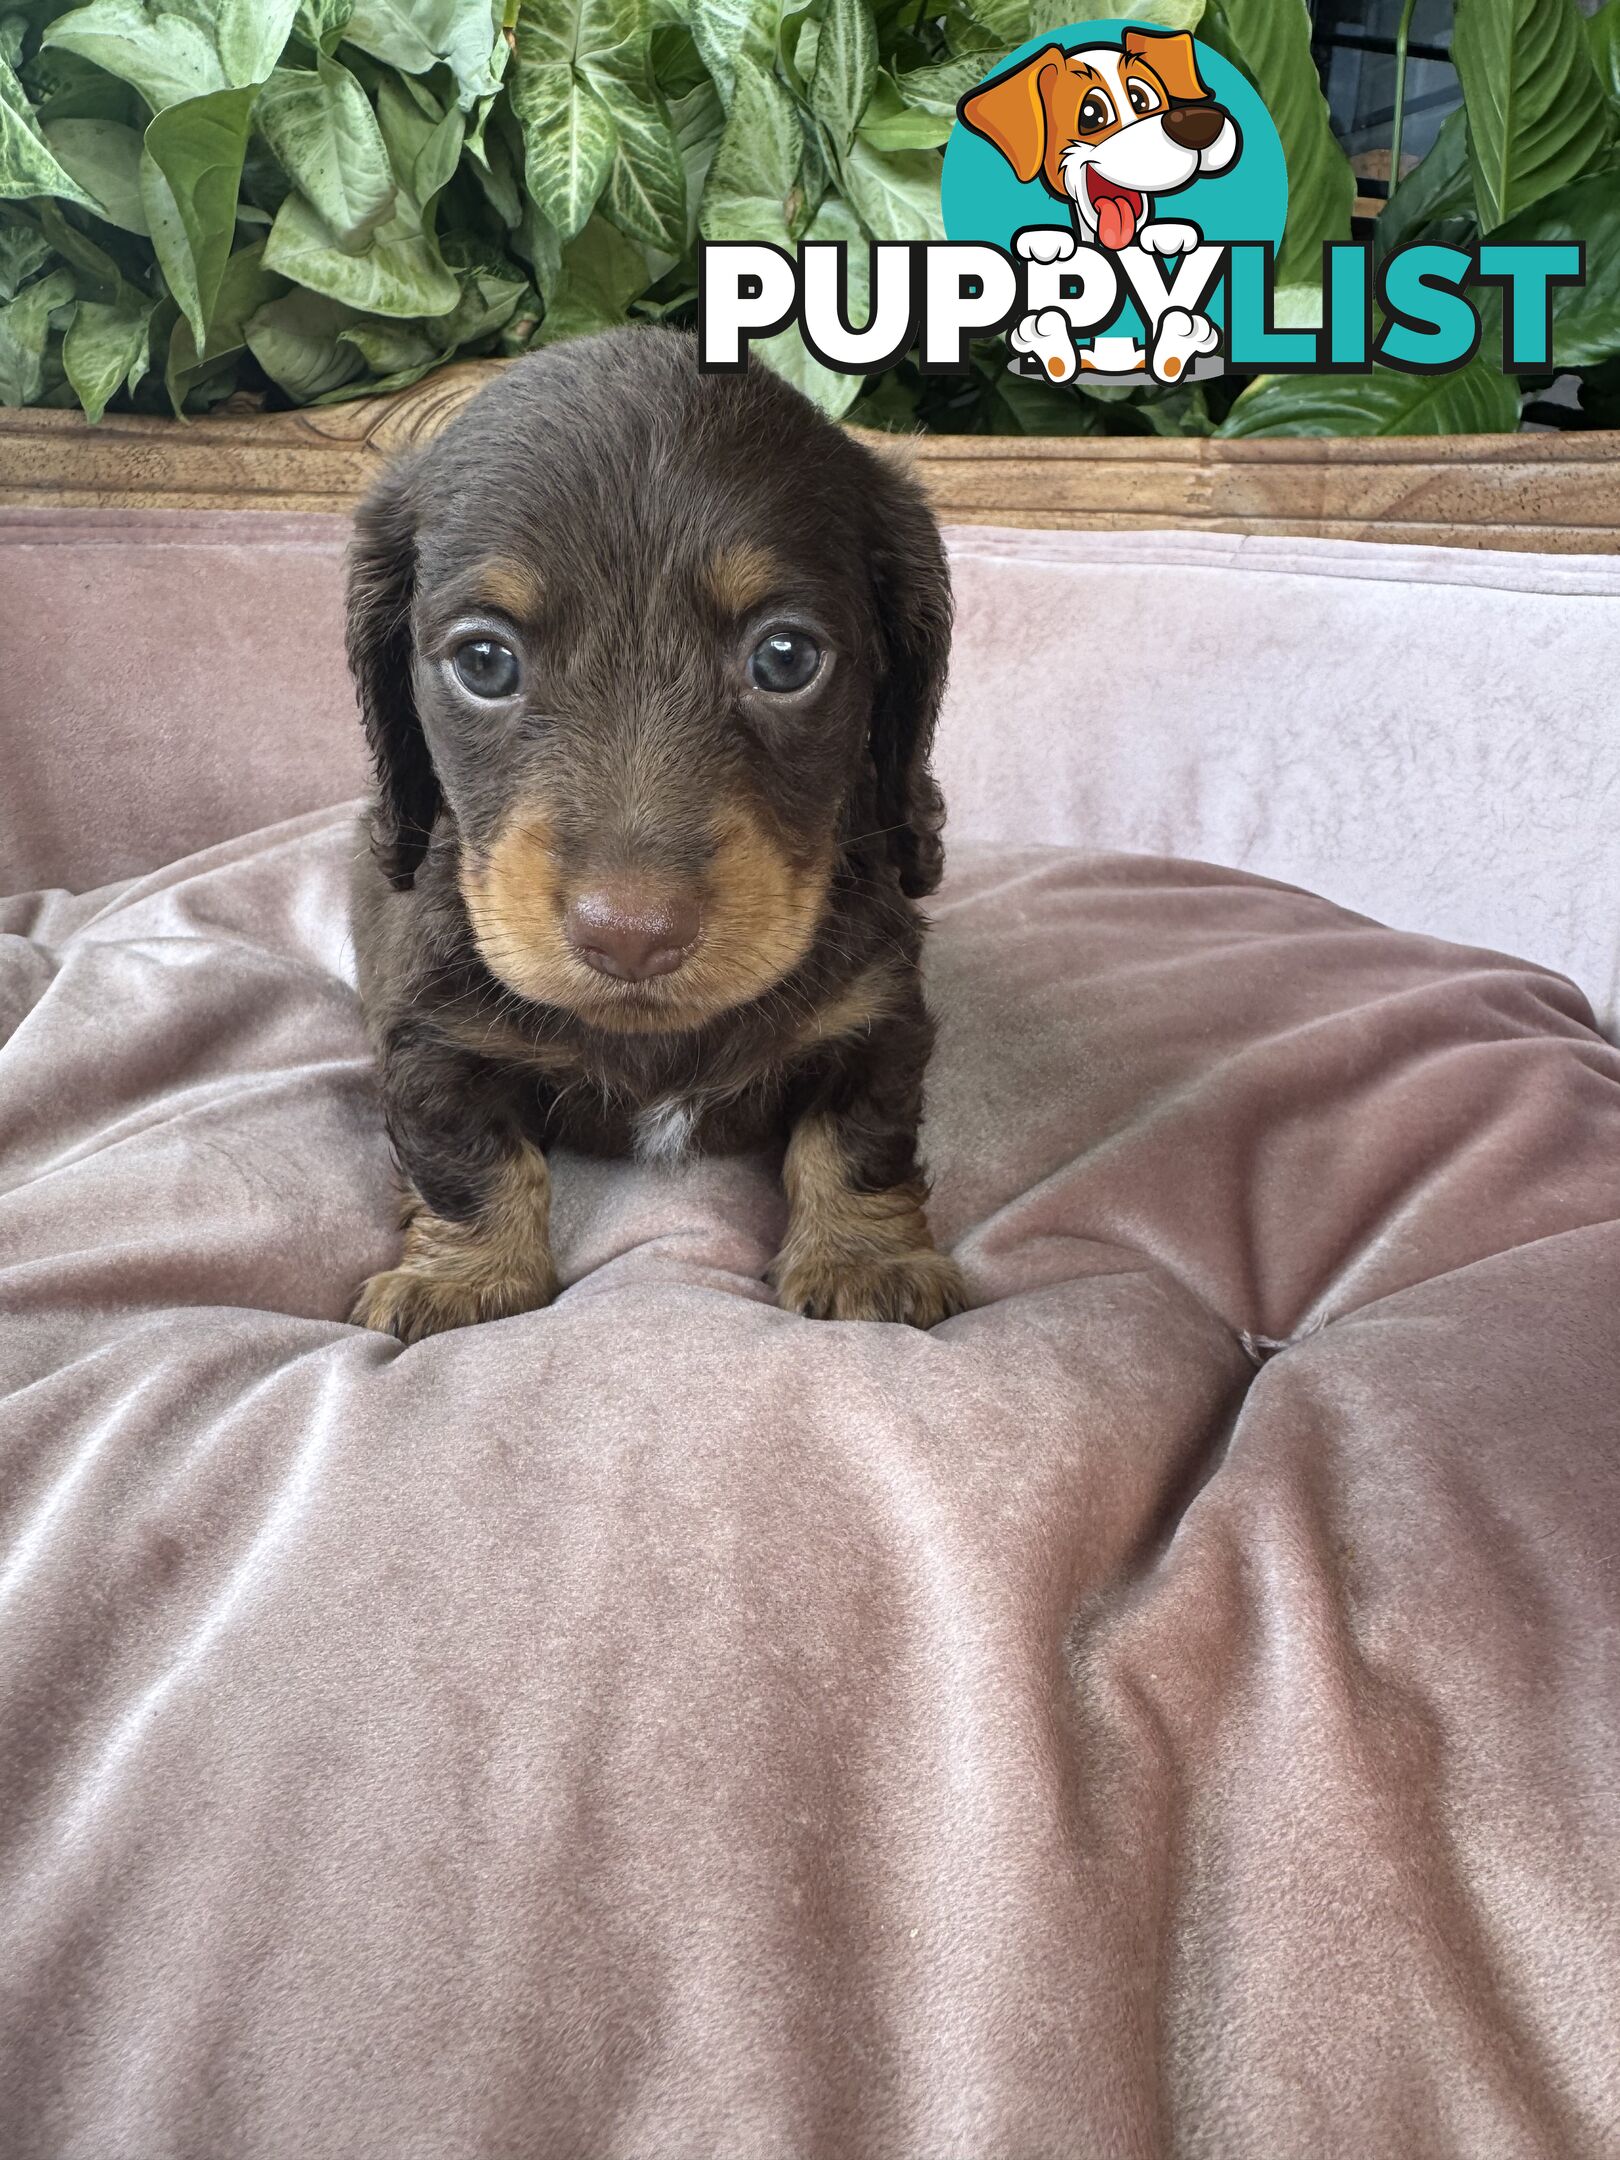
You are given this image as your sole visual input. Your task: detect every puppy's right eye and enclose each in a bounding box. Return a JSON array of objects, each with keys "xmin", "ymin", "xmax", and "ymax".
[{"xmin": 452, "ymin": 638, "xmax": 520, "ymax": 699}]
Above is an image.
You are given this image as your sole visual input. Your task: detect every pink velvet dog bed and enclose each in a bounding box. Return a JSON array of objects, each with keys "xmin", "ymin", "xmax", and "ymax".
[{"xmin": 1, "ymin": 513, "xmax": 1617, "ymax": 2158}]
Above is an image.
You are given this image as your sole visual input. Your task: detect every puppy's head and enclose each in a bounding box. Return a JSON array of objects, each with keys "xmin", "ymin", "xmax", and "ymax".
[
  {"xmin": 348, "ymin": 328, "xmax": 950, "ymax": 1036},
  {"xmin": 960, "ymin": 30, "xmax": 1238, "ymax": 248}
]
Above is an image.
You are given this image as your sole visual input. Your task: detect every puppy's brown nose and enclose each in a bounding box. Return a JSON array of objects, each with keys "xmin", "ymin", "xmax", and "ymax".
[
  {"xmin": 1163, "ymin": 102, "xmax": 1227, "ymax": 152},
  {"xmin": 565, "ymin": 888, "xmax": 699, "ymax": 981}
]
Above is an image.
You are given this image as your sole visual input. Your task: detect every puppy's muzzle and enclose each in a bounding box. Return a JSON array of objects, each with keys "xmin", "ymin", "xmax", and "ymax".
[
  {"xmin": 1162, "ymin": 103, "xmax": 1227, "ymax": 152},
  {"xmin": 565, "ymin": 885, "xmax": 701, "ymax": 981}
]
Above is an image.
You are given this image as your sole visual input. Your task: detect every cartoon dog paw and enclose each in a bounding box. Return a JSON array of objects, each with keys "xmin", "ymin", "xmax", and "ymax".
[
  {"xmin": 1015, "ymin": 227, "xmax": 1078, "ymax": 265},
  {"xmin": 1150, "ymin": 306, "xmax": 1219, "ymax": 383},
  {"xmin": 1011, "ymin": 307, "xmax": 1078, "ymax": 382},
  {"xmin": 1137, "ymin": 220, "xmax": 1202, "ymax": 257}
]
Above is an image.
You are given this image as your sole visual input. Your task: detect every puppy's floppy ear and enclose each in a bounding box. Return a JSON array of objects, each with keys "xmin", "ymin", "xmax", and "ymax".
[
  {"xmin": 863, "ymin": 453, "xmax": 953, "ymax": 900},
  {"xmin": 958, "ymin": 46, "xmax": 1061, "ymax": 185},
  {"xmin": 347, "ymin": 454, "xmax": 439, "ymax": 890},
  {"xmin": 1124, "ymin": 27, "xmax": 1211, "ymax": 104}
]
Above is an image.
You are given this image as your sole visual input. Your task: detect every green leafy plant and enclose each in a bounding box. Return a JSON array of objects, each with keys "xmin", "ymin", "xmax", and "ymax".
[{"xmin": 0, "ymin": 0, "xmax": 1615, "ymax": 434}]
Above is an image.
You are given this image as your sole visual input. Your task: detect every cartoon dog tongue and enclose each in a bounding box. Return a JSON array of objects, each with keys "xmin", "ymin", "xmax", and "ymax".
[{"xmin": 1088, "ymin": 174, "xmax": 1142, "ymax": 251}]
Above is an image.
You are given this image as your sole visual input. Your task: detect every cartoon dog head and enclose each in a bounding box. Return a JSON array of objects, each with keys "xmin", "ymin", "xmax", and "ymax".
[{"xmin": 960, "ymin": 30, "xmax": 1239, "ymax": 251}]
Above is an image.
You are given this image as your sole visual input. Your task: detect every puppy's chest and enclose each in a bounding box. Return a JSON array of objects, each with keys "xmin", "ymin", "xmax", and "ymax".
[
  {"xmin": 545, "ymin": 1069, "xmax": 786, "ymax": 1165},
  {"xmin": 629, "ymin": 1096, "xmax": 705, "ymax": 1165}
]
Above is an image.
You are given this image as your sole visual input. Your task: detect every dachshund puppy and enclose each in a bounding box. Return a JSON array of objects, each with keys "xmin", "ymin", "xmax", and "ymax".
[{"xmin": 346, "ymin": 326, "xmax": 968, "ymax": 1343}]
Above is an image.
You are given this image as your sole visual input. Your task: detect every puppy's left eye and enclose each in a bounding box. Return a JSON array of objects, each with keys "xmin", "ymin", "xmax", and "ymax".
[
  {"xmin": 748, "ymin": 630, "xmax": 822, "ymax": 693},
  {"xmin": 452, "ymin": 638, "xmax": 520, "ymax": 699},
  {"xmin": 1127, "ymin": 80, "xmax": 1160, "ymax": 116}
]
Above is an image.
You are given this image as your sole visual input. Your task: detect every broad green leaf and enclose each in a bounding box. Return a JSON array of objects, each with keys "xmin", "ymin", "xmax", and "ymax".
[
  {"xmin": 518, "ymin": 0, "xmax": 691, "ymax": 246},
  {"xmin": 313, "ymin": 349, "xmax": 441, "ymax": 397},
  {"xmin": 1375, "ymin": 104, "xmax": 1471, "ymax": 260},
  {"xmin": 1130, "ymin": 380, "xmax": 1218, "ymax": 436},
  {"xmin": 42, "ymin": 2, "xmax": 229, "ymax": 113},
  {"xmin": 62, "ymin": 282, "xmax": 151, "ymax": 418},
  {"xmin": 42, "ymin": 117, "xmax": 149, "ymax": 229},
  {"xmin": 1452, "ymin": 0, "xmax": 1612, "ymax": 230},
  {"xmin": 465, "ymin": 95, "xmax": 525, "ymax": 226},
  {"xmin": 263, "ymin": 63, "xmax": 459, "ymax": 318},
  {"xmin": 22, "ymin": 46, "xmax": 140, "ymax": 126},
  {"xmin": 516, "ymin": 191, "xmax": 562, "ymax": 298},
  {"xmin": 410, "ymin": 100, "xmax": 464, "ymax": 203},
  {"xmin": 263, "ymin": 186, "xmax": 460, "ymax": 314},
  {"xmin": 536, "ymin": 210, "xmax": 648, "ymax": 343},
  {"xmin": 374, "ymin": 67, "xmax": 441, "ymax": 177},
  {"xmin": 437, "ymin": 232, "xmax": 527, "ymax": 340},
  {"xmin": 0, "ymin": 51, "xmax": 102, "ymax": 208},
  {"xmin": 0, "ymin": 262, "xmax": 73, "ymax": 402},
  {"xmin": 957, "ymin": 0, "xmax": 1027, "ymax": 43},
  {"xmin": 704, "ymin": 54, "xmax": 800, "ymax": 220},
  {"xmin": 511, "ymin": 57, "xmax": 615, "ymax": 239},
  {"xmin": 892, "ymin": 50, "xmax": 1000, "ymax": 118},
  {"xmin": 339, "ymin": 315, "xmax": 440, "ymax": 370},
  {"xmin": 346, "ymin": 0, "xmax": 504, "ymax": 108},
  {"xmin": 216, "ymin": 0, "xmax": 298, "ymax": 85},
  {"xmin": 1218, "ymin": 358, "xmax": 1521, "ymax": 438},
  {"xmin": 649, "ymin": 18, "xmax": 707, "ymax": 101},
  {"xmin": 679, "ymin": 0, "xmax": 781, "ymax": 109},
  {"xmin": 162, "ymin": 234, "xmax": 282, "ymax": 409},
  {"xmin": 256, "ymin": 56, "xmax": 394, "ymax": 244},
  {"xmin": 809, "ymin": 0, "xmax": 876, "ymax": 156},
  {"xmin": 1030, "ymin": 0, "xmax": 1201, "ymax": 28},
  {"xmin": 845, "ymin": 367, "xmax": 920, "ymax": 430},
  {"xmin": 1203, "ymin": 0, "xmax": 1354, "ymax": 286},
  {"xmin": 39, "ymin": 197, "xmax": 123, "ymax": 297},
  {"xmin": 140, "ymin": 81, "xmax": 258, "ymax": 345},
  {"xmin": 669, "ymin": 73, "xmax": 721, "ymax": 242},
  {"xmin": 340, "ymin": 0, "xmax": 435, "ymax": 72},
  {"xmin": 992, "ymin": 365, "xmax": 1107, "ymax": 433},
  {"xmin": 296, "ymin": 0, "xmax": 355, "ymax": 55},
  {"xmin": 1592, "ymin": 0, "xmax": 1620, "ymax": 101},
  {"xmin": 0, "ymin": 211, "xmax": 49, "ymax": 297},
  {"xmin": 857, "ymin": 75, "xmax": 952, "ymax": 150},
  {"xmin": 1493, "ymin": 168, "xmax": 1620, "ymax": 369},
  {"xmin": 1272, "ymin": 281, "xmax": 1324, "ymax": 328},
  {"xmin": 840, "ymin": 137, "xmax": 941, "ymax": 240},
  {"xmin": 244, "ymin": 281, "xmax": 364, "ymax": 394},
  {"xmin": 605, "ymin": 86, "xmax": 685, "ymax": 248},
  {"xmin": 0, "ymin": 18, "xmax": 21, "ymax": 72}
]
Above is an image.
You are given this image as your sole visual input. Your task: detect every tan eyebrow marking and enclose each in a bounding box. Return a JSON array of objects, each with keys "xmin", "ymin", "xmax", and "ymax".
[
  {"xmin": 706, "ymin": 542, "xmax": 788, "ymax": 616},
  {"xmin": 1068, "ymin": 60, "xmax": 1103, "ymax": 85},
  {"xmin": 472, "ymin": 557, "xmax": 544, "ymax": 619}
]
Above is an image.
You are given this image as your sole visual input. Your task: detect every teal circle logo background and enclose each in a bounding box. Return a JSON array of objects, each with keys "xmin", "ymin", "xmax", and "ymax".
[{"xmin": 941, "ymin": 21, "xmax": 1287, "ymax": 270}]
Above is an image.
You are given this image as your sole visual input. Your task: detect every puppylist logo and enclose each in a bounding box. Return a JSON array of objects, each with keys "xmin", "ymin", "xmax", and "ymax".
[{"xmin": 699, "ymin": 17, "xmax": 1585, "ymax": 390}]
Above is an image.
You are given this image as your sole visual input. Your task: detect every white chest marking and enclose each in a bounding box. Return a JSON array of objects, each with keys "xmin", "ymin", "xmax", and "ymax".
[{"xmin": 633, "ymin": 1098, "xmax": 699, "ymax": 1165}]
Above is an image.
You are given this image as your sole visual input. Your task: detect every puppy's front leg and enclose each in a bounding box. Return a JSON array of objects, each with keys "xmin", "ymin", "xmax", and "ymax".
[
  {"xmin": 351, "ymin": 1031, "xmax": 558, "ymax": 1344},
  {"xmin": 772, "ymin": 1021, "xmax": 966, "ymax": 1329}
]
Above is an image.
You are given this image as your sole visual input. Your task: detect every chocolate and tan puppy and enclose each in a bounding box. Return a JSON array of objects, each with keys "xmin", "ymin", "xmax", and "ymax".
[{"xmin": 346, "ymin": 327, "xmax": 967, "ymax": 1343}]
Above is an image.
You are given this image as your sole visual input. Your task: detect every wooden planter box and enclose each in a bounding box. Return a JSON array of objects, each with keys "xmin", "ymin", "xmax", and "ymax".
[{"xmin": 2, "ymin": 361, "xmax": 1617, "ymax": 553}]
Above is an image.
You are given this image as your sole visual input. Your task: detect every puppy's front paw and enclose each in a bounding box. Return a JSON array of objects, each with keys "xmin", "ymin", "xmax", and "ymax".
[
  {"xmin": 772, "ymin": 1244, "xmax": 968, "ymax": 1329},
  {"xmin": 349, "ymin": 1253, "xmax": 557, "ymax": 1343}
]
